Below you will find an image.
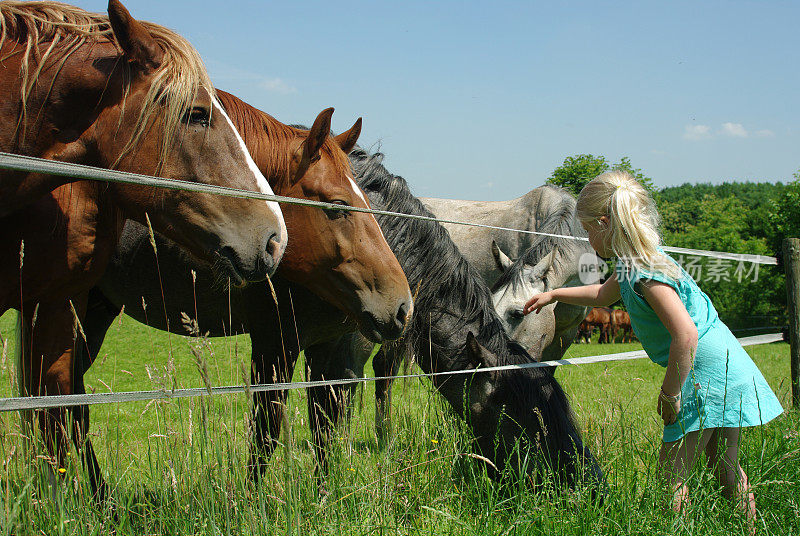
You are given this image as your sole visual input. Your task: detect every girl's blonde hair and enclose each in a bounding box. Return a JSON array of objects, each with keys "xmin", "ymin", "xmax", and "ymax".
[{"xmin": 576, "ymin": 170, "xmax": 682, "ymax": 281}]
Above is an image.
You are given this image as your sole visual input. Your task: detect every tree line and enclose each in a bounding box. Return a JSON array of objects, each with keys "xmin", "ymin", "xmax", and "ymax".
[{"xmin": 547, "ymin": 155, "xmax": 799, "ymax": 329}]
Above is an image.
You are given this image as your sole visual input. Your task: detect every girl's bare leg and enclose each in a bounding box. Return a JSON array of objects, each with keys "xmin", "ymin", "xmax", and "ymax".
[
  {"xmin": 704, "ymin": 427, "xmax": 756, "ymax": 534},
  {"xmin": 659, "ymin": 429, "xmax": 715, "ymax": 513}
]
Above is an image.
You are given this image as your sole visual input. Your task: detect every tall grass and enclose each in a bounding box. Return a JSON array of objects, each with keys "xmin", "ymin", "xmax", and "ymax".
[{"xmin": 0, "ymin": 311, "xmax": 797, "ymax": 535}]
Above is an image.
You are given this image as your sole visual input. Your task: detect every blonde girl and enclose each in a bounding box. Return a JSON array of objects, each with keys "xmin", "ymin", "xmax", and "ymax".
[{"xmin": 523, "ymin": 171, "xmax": 783, "ymax": 527}]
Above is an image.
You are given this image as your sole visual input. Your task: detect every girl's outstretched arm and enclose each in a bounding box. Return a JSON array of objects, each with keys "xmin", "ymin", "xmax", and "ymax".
[{"xmin": 523, "ymin": 274, "xmax": 621, "ymax": 315}]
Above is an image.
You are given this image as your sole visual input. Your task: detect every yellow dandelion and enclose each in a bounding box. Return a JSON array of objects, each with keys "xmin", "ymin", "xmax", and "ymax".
[
  {"xmin": 58, "ymin": 468, "xmax": 66, "ymax": 474},
  {"xmin": 431, "ymin": 439, "xmax": 439, "ymax": 444}
]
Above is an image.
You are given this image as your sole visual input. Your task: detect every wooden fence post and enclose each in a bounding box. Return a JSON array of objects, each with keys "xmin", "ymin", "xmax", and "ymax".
[{"xmin": 783, "ymin": 238, "xmax": 800, "ymax": 408}]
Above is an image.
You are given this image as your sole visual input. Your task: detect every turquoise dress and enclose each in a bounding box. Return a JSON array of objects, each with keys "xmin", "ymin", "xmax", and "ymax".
[{"xmin": 616, "ymin": 251, "xmax": 783, "ymax": 442}]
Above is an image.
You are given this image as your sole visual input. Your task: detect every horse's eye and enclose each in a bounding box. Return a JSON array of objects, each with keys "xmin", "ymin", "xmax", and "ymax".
[
  {"xmin": 186, "ymin": 107, "xmax": 210, "ymax": 127},
  {"xmin": 508, "ymin": 309, "xmax": 525, "ymax": 320},
  {"xmin": 323, "ymin": 199, "xmax": 350, "ymax": 220}
]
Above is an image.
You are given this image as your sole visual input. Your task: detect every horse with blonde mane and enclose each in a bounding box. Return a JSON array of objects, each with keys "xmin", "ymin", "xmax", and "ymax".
[{"xmin": 0, "ymin": 0, "xmax": 287, "ymax": 498}]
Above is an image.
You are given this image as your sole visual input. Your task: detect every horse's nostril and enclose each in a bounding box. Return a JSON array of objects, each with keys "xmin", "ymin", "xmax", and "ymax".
[
  {"xmin": 265, "ymin": 233, "xmax": 280, "ymax": 259},
  {"xmin": 396, "ymin": 302, "xmax": 410, "ymax": 326}
]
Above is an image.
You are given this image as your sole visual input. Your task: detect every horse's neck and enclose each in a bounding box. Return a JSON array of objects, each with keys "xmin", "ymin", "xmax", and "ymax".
[
  {"xmin": 0, "ymin": 41, "xmax": 121, "ymax": 215},
  {"xmin": 0, "ymin": 181, "xmax": 123, "ymax": 311}
]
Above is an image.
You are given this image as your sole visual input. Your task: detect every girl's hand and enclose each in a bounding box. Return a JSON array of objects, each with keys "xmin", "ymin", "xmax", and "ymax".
[
  {"xmin": 657, "ymin": 389, "xmax": 681, "ymax": 425},
  {"xmin": 523, "ymin": 291, "xmax": 555, "ymax": 315}
]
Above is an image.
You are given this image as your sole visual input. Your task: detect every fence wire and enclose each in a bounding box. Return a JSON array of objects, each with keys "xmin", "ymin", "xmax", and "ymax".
[
  {"xmin": 0, "ymin": 152, "xmax": 778, "ymax": 265},
  {"xmin": 0, "ymin": 333, "xmax": 783, "ymax": 413}
]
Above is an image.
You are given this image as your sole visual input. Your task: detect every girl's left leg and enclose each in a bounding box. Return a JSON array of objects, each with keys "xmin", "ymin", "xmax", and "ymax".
[
  {"xmin": 704, "ymin": 427, "xmax": 755, "ymax": 532},
  {"xmin": 659, "ymin": 428, "xmax": 715, "ymax": 513}
]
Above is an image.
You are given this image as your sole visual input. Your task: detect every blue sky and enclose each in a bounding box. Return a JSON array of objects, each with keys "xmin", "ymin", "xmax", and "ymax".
[{"xmin": 87, "ymin": 0, "xmax": 798, "ymax": 199}]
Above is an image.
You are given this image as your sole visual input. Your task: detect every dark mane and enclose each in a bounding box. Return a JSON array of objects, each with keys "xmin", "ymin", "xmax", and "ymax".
[
  {"xmin": 491, "ymin": 186, "xmax": 587, "ymax": 293},
  {"xmin": 348, "ymin": 146, "xmax": 528, "ymax": 368}
]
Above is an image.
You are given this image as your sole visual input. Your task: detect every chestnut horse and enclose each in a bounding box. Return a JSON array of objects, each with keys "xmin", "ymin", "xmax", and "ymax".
[
  {"xmin": 1, "ymin": 0, "xmax": 286, "ymax": 495},
  {"xmin": 73, "ymin": 91, "xmax": 412, "ymax": 494},
  {"xmin": 582, "ymin": 307, "xmax": 614, "ymax": 343},
  {"xmin": 611, "ymin": 309, "xmax": 634, "ymax": 343}
]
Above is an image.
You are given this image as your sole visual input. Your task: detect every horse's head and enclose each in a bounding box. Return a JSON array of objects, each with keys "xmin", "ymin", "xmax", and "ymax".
[
  {"xmin": 461, "ymin": 333, "xmax": 604, "ymax": 490},
  {"xmin": 214, "ymin": 96, "xmax": 412, "ymax": 342},
  {"xmin": 490, "ymin": 241, "xmax": 597, "ymax": 361},
  {"xmin": 6, "ymin": 0, "xmax": 286, "ymax": 283},
  {"xmin": 489, "ymin": 241, "xmax": 555, "ymax": 360}
]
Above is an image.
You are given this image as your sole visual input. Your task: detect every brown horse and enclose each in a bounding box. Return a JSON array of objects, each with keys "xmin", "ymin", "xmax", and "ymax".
[
  {"xmin": 582, "ymin": 307, "xmax": 614, "ymax": 343},
  {"xmin": 576, "ymin": 320, "xmax": 593, "ymax": 343},
  {"xmin": 611, "ymin": 309, "xmax": 634, "ymax": 343},
  {"xmin": 215, "ymin": 91, "xmax": 413, "ymax": 340},
  {"xmin": 1, "ymin": 0, "xmax": 287, "ymax": 494}
]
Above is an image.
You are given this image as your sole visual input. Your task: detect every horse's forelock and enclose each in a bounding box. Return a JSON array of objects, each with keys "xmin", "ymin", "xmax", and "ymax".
[
  {"xmin": 0, "ymin": 1, "xmax": 213, "ymax": 168},
  {"xmin": 497, "ymin": 363, "xmax": 582, "ymax": 456}
]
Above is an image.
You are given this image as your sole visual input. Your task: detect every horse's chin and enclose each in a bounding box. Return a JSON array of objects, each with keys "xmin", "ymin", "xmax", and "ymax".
[
  {"xmin": 212, "ymin": 250, "xmax": 247, "ymax": 288},
  {"xmin": 356, "ymin": 314, "xmax": 385, "ymax": 343}
]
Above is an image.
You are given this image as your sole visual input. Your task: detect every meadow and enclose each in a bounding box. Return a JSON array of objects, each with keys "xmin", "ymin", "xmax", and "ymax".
[{"xmin": 0, "ymin": 310, "xmax": 797, "ymax": 535}]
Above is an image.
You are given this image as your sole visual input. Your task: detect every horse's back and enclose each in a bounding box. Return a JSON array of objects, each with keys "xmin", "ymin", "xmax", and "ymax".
[{"xmin": 421, "ymin": 187, "xmax": 564, "ymax": 284}]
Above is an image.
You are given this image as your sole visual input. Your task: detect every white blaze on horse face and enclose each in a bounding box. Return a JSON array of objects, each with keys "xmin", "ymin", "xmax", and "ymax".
[
  {"xmin": 348, "ymin": 175, "xmax": 387, "ymax": 238},
  {"xmin": 210, "ymin": 95, "xmax": 288, "ymax": 252},
  {"xmin": 347, "ymin": 175, "xmax": 369, "ymax": 207}
]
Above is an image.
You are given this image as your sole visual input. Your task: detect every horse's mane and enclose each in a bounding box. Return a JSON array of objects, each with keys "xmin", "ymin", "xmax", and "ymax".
[
  {"xmin": 215, "ymin": 94, "xmax": 351, "ymax": 189},
  {"xmin": 0, "ymin": 1, "xmax": 212, "ymax": 166},
  {"xmin": 348, "ymin": 146, "xmax": 527, "ymax": 366},
  {"xmin": 491, "ymin": 186, "xmax": 588, "ymax": 293},
  {"xmin": 349, "ymin": 148, "xmax": 584, "ymax": 460}
]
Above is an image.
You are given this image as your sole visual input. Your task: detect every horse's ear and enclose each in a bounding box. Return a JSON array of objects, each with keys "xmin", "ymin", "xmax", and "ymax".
[
  {"xmin": 108, "ymin": 0, "xmax": 163, "ymax": 72},
  {"xmin": 527, "ymin": 250, "xmax": 556, "ymax": 282},
  {"xmin": 491, "ymin": 240, "xmax": 514, "ymax": 272},
  {"xmin": 292, "ymin": 108, "xmax": 333, "ymax": 183},
  {"xmin": 334, "ymin": 118, "xmax": 362, "ymax": 155},
  {"xmin": 465, "ymin": 332, "xmax": 498, "ymax": 369}
]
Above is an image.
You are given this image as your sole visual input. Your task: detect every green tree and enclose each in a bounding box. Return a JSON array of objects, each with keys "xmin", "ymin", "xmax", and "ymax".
[
  {"xmin": 547, "ymin": 154, "xmax": 609, "ymax": 196},
  {"xmin": 661, "ymin": 193, "xmax": 783, "ymax": 328},
  {"xmin": 768, "ymin": 170, "xmax": 800, "ymax": 253},
  {"xmin": 547, "ymin": 154, "xmax": 655, "ymax": 196}
]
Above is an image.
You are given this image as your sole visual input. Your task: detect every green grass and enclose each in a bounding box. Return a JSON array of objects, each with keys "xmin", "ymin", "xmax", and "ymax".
[{"xmin": 0, "ymin": 310, "xmax": 798, "ymax": 535}]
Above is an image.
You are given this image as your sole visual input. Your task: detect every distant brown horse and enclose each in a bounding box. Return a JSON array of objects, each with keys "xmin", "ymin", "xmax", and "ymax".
[
  {"xmin": 576, "ymin": 320, "xmax": 593, "ymax": 343},
  {"xmin": 611, "ymin": 309, "xmax": 634, "ymax": 343},
  {"xmin": 582, "ymin": 307, "xmax": 614, "ymax": 343},
  {"xmin": 0, "ymin": 0, "xmax": 287, "ymax": 496}
]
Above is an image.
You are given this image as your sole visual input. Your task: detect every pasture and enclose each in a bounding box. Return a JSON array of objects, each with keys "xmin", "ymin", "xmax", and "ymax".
[{"xmin": 0, "ymin": 310, "xmax": 797, "ymax": 535}]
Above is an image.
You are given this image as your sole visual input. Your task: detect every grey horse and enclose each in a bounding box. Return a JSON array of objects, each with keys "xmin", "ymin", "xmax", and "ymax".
[{"xmin": 423, "ymin": 185, "xmax": 600, "ymax": 360}]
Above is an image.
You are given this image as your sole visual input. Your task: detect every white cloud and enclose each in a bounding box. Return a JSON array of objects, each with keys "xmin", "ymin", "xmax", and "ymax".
[
  {"xmin": 721, "ymin": 122, "xmax": 748, "ymax": 138},
  {"xmin": 259, "ymin": 77, "xmax": 297, "ymax": 95},
  {"xmin": 683, "ymin": 124, "xmax": 712, "ymax": 141},
  {"xmin": 684, "ymin": 122, "xmax": 776, "ymax": 141}
]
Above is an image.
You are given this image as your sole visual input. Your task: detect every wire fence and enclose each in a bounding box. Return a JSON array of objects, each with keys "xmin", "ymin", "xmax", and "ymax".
[
  {"xmin": 0, "ymin": 333, "xmax": 783, "ymax": 413},
  {"xmin": 0, "ymin": 152, "xmax": 779, "ymax": 266}
]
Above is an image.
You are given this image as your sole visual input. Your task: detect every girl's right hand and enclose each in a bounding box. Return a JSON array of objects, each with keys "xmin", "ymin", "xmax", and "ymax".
[{"xmin": 523, "ymin": 291, "xmax": 555, "ymax": 315}]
